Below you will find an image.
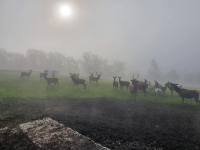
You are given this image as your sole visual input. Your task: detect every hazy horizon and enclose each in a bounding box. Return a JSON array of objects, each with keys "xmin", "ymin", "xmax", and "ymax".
[{"xmin": 1, "ymin": 0, "xmax": 200, "ymax": 74}]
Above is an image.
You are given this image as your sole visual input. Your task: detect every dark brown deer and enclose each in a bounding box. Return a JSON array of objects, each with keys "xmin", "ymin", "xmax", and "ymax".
[
  {"xmin": 169, "ymin": 82, "xmax": 200, "ymax": 104},
  {"xmin": 113, "ymin": 76, "xmax": 118, "ymax": 92},
  {"xmin": 135, "ymin": 75, "xmax": 148, "ymax": 96},
  {"xmin": 20, "ymin": 70, "xmax": 32, "ymax": 80},
  {"xmin": 92, "ymin": 72, "xmax": 102, "ymax": 86},
  {"xmin": 40, "ymin": 70, "xmax": 48, "ymax": 81},
  {"xmin": 118, "ymin": 77, "xmax": 130, "ymax": 91},
  {"xmin": 129, "ymin": 78, "xmax": 139, "ymax": 100},
  {"xmin": 166, "ymin": 82, "xmax": 182, "ymax": 96},
  {"xmin": 89, "ymin": 73, "xmax": 93, "ymax": 84},
  {"xmin": 71, "ymin": 74, "xmax": 86, "ymax": 89},
  {"xmin": 52, "ymin": 70, "xmax": 55, "ymax": 78},
  {"xmin": 44, "ymin": 74, "xmax": 59, "ymax": 89}
]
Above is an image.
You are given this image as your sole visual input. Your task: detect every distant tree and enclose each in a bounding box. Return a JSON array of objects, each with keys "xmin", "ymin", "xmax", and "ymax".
[
  {"xmin": 26, "ymin": 49, "xmax": 48, "ymax": 70},
  {"xmin": 112, "ymin": 60, "xmax": 126, "ymax": 76},
  {"xmin": 81, "ymin": 52, "xmax": 103, "ymax": 74},
  {"xmin": 0, "ymin": 48, "xmax": 8, "ymax": 69},
  {"xmin": 147, "ymin": 59, "xmax": 161, "ymax": 80}
]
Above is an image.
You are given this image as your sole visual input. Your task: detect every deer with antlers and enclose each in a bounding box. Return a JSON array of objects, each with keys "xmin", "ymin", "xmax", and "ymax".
[
  {"xmin": 71, "ymin": 73, "xmax": 86, "ymax": 89},
  {"xmin": 92, "ymin": 72, "xmax": 102, "ymax": 86},
  {"xmin": 169, "ymin": 82, "xmax": 200, "ymax": 104},
  {"xmin": 129, "ymin": 76, "xmax": 139, "ymax": 100},
  {"xmin": 20, "ymin": 70, "xmax": 32, "ymax": 80},
  {"xmin": 118, "ymin": 77, "xmax": 130, "ymax": 91},
  {"xmin": 44, "ymin": 74, "xmax": 59, "ymax": 89},
  {"xmin": 113, "ymin": 76, "xmax": 118, "ymax": 92},
  {"xmin": 133, "ymin": 75, "xmax": 148, "ymax": 96},
  {"xmin": 40, "ymin": 70, "xmax": 48, "ymax": 81}
]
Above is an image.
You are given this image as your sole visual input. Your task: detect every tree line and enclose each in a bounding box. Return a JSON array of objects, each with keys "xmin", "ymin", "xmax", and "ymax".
[{"xmin": 0, "ymin": 48, "xmax": 126, "ymax": 77}]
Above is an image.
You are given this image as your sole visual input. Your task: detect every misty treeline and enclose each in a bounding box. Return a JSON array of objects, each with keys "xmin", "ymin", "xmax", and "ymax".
[
  {"xmin": 0, "ymin": 48, "xmax": 126, "ymax": 77},
  {"xmin": 1, "ymin": 48, "xmax": 200, "ymax": 86}
]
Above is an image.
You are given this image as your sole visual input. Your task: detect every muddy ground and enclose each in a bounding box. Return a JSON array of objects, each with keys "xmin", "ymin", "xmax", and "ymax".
[{"xmin": 0, "ymin": 98, "xmax": 200, "ymax": 150}]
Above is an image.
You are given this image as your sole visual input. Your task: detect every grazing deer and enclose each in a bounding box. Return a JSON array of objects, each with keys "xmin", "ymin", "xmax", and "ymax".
[
  {"xmin": 92, "ymin": 72, "xmax": 102, "ymax": 86},
  {"xmin": 20, "ymin": 70, "xmax": 32, "ymax": 80},
  {"xmin": 40, "ymin": 70, "xmax": 48, "ymax": 81},
  {"xmin": 169, "ymin": 82, "xmax": 200, "ymax": 104},
  {"xmin": 129, "ymin": 78, "xmax": 139, "ymax": 100},
  {"xmin": 118, "ymin": 77, "xmax": 130, "ymax": 91},
  {"xmin": 44, "ymin": 74, "xmax": 59, "ymax": 89},
  {"xmin": 71, "ymin": 74, "xmax": 86, "ymax": 89},
  {"xmin": 113, "ymin": 76, "xmax": 118, "ymax": 92},
  {"xmin": 89, "ymin": 73, "xmax": 94, "ymax": 84},
  {"xmin": 52, "ymin": 70, "xmax": 55, "ymax": 78}
]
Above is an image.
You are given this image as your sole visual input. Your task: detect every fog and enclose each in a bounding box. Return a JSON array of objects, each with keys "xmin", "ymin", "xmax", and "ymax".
[{"xmin": 1, "ymin": 0, "xmax": 200, "ymax": 85}]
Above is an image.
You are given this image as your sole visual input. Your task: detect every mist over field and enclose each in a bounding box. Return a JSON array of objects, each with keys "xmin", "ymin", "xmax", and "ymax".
[{"xmin": 0, "ymin": 0, "xmax": 200, "ymax": 86}]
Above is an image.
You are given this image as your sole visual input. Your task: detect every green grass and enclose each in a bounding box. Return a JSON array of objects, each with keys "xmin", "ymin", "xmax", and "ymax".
[{"xmin": 0, "ymin": 69, "xmax": 200, "ymax": 106}]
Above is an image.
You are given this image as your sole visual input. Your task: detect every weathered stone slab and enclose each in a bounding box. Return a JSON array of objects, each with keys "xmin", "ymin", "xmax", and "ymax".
[{"xmin": 19, "ymin": 117, "xmax": 109, "ymax": 150}]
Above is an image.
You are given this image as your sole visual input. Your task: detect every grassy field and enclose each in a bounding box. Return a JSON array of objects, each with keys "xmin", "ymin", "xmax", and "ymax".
[{"xmin": 0, "ymin": 69, "xmax": 199, "ymax": 106}]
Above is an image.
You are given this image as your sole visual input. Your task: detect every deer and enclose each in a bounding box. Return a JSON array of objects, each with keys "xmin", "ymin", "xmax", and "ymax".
[
  {"xmin": 158, "ymin": 83, "xmax": 168, "ymax": 96},
  {"xmin": 147, "ymin": 82, "xmax": 155, "ymax": 93},
  {"xmin": 92, "ymin": 72, "xmax": 102, "ymax": 86},
  {"xmin": 129, "ymin": 77, "xmax": 139, "ymax": 100},
  {"xmin": 154, "ymin": 88, "xmax": 163, "ymax": 97},
  {"xmin": 71, "ymin": 73, "xmax": 86, "ymax": 89},
  {"xmin": 89, "ymin": 73, "xmax": 94, "ymax": 84},
  {"xmin": 113, "ymin": 76, "xmax": 118, "ymax": 92},
  {"xmin": 134, "ymin": 75, "xmax": 148, "ymax": 96},
  {"xmin": 166, "ymin": 82, "xmax": 182, "ymax": 96},
  {"xmin": 20, "ymin": 70, "xmax": 32, "ymax": 80},
  {"xmin": 118, "ymin": 77, "xmax": 130, "ymax": 91},
  {"xmin": 40, "ymin": 70, "xmax": 48, "ymax": 81},
  {"xmin": 44, "ymin": 74, "xmax": 59, "ymax": 89},
  {"xmin": 52, "ymin": 70, "xmax": 55, "ymax": 78},
  {"xmin": 169, "ymin": 82, "xmax": 200, "ymax": 104}
]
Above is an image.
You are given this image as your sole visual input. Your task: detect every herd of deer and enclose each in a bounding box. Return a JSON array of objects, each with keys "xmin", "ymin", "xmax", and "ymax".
[{"xmin": 20, "ymin": 70, "xmax": 200, "ymax": 105}]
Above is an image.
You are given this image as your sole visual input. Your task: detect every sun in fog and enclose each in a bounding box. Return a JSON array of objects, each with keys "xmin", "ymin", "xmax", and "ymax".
[{"xmin": 60, "ymin": 5, "xmax": 71, "ymax": 17}]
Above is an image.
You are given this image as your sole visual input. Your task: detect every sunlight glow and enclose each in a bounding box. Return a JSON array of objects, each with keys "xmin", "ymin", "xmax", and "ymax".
[{"xmin": 60, "ymin": 5, "xmax": 71, "ymax": 17}]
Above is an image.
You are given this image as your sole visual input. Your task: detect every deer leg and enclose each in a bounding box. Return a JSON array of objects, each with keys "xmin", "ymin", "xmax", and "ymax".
[
  {"xmin": 57, "ymin": 82, "xmax": 59, "ymax": 89},
  {"xmin": 182, "ymin": 97, "xmax": 184, "ymax": 103},
  {"xmin": 73, "ymin": 84, "xmax": 76, "ymax": 89}
]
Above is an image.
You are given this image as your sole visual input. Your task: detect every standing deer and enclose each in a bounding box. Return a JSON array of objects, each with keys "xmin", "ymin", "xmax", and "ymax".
[
  {"xmin": 169, "ymin": 82, "xmax": 200, "ymax": 104},
  {"xmin": 92, "ymin": 72, "xmax": 102, "ymax": 86},
  {"xmin": 135, "ymin": 75, "xmax": 148, "ymax": 96},
  {"xmin": 166, "ymin": 82, "xmax": 182, "ymax": 96},
  {"xmin": 71, "ymin": 74, "xmax": 86, "ymax": 89},
  {"xmin": 147, "ymin": 82, "xmax": 155, "ymax": 93},
  {"xmin": 159, "ymin": 84, "xmax": 168, "ymax": 96},
  {"xmin": 52, "ymin": 70, "xmax": 55, "ymax": 78},
  {"xmin": 20, "ymin": 70, "xmax": 32, "ymax": 80},
  {"xmin": 118, "ymin": 77, "xmax": 130, "ymax": 91},
  {"xmin": 89, "ymin": 73, "xmax": 93, "ymax": 84},
  {"xmin": 40, "ymin": 70, "xmax": 48, "ymax": 81},
  {"xmin": 154, "ymin": 88, "xmax": 163, "ymax": 97},
  {"xmin": 113, "ymin": 76, "xmax": 118, "ymax": 92},
  {"xmin": 44, "ymin": 74, "xmax": 59, "ymax": 89},
  {"xmin": 129, "ymin": 77, "xmax": 139, "ymax": 100}
]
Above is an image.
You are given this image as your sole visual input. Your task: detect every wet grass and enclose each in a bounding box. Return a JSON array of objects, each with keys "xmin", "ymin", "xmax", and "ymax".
[{"xmin": 0, "ymin": 69, "xmax": 200, "ymax": 106}]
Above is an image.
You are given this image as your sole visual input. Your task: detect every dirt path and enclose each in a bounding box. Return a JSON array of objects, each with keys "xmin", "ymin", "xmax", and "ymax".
[{"xmin": 1, "ymin": 98, "xmax": 200, "ymax": 149}]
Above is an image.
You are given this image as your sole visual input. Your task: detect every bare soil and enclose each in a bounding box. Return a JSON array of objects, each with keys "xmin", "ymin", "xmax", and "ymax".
[{"xmin": 0, "ymin": 98, "xmax": 200, "ymax": 150}]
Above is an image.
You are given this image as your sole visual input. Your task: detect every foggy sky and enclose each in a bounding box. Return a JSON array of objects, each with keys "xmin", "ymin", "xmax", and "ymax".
[{"xmin": 0, "ymin": 0, "xmax": 200, "ymax": 73}]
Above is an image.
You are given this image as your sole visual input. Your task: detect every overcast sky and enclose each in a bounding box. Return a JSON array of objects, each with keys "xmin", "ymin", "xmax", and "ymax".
[{"xmin": 0, "ymin": 0, "xmax": 200, "ymax": 73}]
